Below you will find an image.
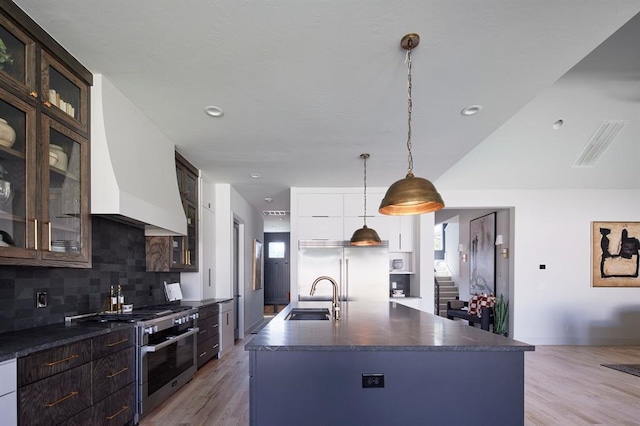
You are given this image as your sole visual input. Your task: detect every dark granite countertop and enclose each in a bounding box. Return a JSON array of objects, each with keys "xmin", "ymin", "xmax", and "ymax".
[
  {"xmin": 0, "ymin": 322, "xmax": 134, "ymax": 362},
  {"xmin": 181, "ymin": 297, "xmax": 234, "ymax": 308},
  {"xmin": 245, "ymin": 301, "xmax": 535, "ymax": 352}
]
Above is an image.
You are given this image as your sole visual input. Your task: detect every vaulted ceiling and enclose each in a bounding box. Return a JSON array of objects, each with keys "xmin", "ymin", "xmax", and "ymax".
[{"xmin": 14, "ymin": 1, "xmax": 640, "ymax": 230}]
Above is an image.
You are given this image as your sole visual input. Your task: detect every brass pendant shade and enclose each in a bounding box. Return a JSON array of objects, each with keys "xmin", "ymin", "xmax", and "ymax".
[
  {"xmin": 350, "ymin": 224, "xmax": 382, "ymax": 246},
  {"xmin": 379, "ymin": 172, "xmax": 444, "ymax": 215},
  {"xmin": 350, "ymin": 153, "xmax": 381, "ymax": 246},
  {"xmin": 380, "ymin": 33, "xmax": 445, "ymax": 216}
]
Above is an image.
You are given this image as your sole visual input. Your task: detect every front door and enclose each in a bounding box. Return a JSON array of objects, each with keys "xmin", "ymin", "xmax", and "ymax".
[{"xmin": 263, "ymin": 232, "xmax": 290, "ymax": 307}]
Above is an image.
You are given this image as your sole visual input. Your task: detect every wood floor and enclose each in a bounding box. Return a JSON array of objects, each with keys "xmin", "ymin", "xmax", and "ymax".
[{"xmin": 140, "ymin": 330, "xmax": 640, "ymax": 425}]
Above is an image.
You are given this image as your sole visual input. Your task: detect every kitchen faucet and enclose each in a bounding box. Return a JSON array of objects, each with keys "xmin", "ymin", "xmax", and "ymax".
[{"xmin": 310, "ymin": 276, "xmax": 340, "ymax": 320}]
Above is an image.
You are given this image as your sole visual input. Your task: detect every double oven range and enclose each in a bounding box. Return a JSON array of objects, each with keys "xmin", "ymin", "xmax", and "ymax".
[{"xmin": 72, "ymin": 304, "xmax": 199, "ymax": 423}]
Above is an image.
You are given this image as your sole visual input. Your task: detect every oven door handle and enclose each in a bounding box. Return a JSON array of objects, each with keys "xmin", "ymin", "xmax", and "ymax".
[{"xmin": 143, "ymin": 327, "xmax": 199, "ymax": 353}]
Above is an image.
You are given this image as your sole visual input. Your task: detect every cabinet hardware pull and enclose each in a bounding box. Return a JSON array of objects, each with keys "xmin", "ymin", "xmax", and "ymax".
[
  {"xmin": 106, "ymin": 405, "xmax": 129, "ymax": 420},
  {"xmin": 213, "ymin": 344, "xmax": 219, "ymax": 349},
  {"xmin": 198, "ymin": 330, "xmax": 206, "ymax": 335},
  {"xmin": 33, "ymin": 218, "xmax": 38, "ymax": 250},
  {"xmin": 47, "ymin": 222, "xmax": 51, "ymax": 251},
  {"xmin": 45, "ymin": 391, "xmax": 78, "ymax": 407},
  {"xmin": 44, "ymin": 101, "xmax": 52, "ymax": 108},
  {"xmin": 106, "ymin": 338, "xmax": 129, "ymax": 347},
  {"xmin": 29, "ymin": 91, "xmax": 38, "ymax": 98},
  {"xmin": 213, "ymin": 324, "xmax": 219, "ymax": 328},
  {"xmin": 199, "ymin": 351, "xmax": 207, "ymax": 358},
  {"xmin": 44, "ymin": 354, "xmax": 79, "ymax": 366},
  {"xmin": 106, "ymin": 367, "xmax": 128, "ymax": 378}
]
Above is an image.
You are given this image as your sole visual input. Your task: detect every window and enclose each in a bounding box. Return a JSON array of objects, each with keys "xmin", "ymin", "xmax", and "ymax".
[
  {"xmin": 268, "ymin": 242, "xmax": 285, "ymax": 259},
  {"xmin": 434, "ymin": 224, "xmax": 443, "ymax": 251}
]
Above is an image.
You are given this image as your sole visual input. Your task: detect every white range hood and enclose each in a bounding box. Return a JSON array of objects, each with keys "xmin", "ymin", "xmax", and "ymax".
[{"xmin": 91, "ymin": 74, "xmax": 187, "ymax": 236}]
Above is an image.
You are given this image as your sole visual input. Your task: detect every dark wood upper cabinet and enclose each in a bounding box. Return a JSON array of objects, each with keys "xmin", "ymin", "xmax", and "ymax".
[
  {"xmin": 0, "ymin": 3, "xmax": 92, "ymax": 268},
  {"xmin": 146, "ymin": 152, "xmax": 199, "ymax": 272}
]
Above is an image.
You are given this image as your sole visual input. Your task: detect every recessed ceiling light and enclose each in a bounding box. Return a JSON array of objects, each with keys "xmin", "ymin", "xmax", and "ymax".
[
  {"xmin": 250, "ymin": 173, "xmax": 261, "ymax": 179},
  {"xmin": 461, "ymin": 105, "xmax": 482, "ymax": 116},
  {"xmin": 264, "ymin": 197, "xmax": 273, "ymax": 203},
  {"xmin": 552, "ymin": 119, "xmax": 564, "ymax": 130},
  {"xmin": 204, "ymin": 105, "xmax": 224, "ymax": 117}
]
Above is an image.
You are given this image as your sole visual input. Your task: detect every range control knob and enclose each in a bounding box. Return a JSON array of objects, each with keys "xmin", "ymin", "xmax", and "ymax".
[
  {"xmin": 190, "ymin": 313, "xmax": 199, "ymax": 320},
  {"xmin": 145, "ymin": 325, "xmax": 158, "ymax": 335}
]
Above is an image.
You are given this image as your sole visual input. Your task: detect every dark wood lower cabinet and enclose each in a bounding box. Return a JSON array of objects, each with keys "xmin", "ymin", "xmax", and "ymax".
[
  {"xmin": 197, "ymin": 303, "xmax": 220, "ymax": 369},
  {"xmin": 19, "ymin": 363, "xmax": 92, "ymax": 426},
  {"xmin": 18, "ymin": 330, "xmax": 135, "ymax": 425},
  {"xmin": 63, "ymin": 383, "xmax": 134, "ymax": 426},
  {"xmin": 92, "ymin": 348, "xmax": 135, "ymax": 402}
]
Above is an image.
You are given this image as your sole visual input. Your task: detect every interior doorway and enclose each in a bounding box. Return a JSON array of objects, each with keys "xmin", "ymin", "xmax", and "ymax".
[
  {"xmin": 263, "ymin": 232, "xmax": 290, "ymax": 313},
  {"xmin": 233, "ymin": 220, "xmax": 240, "ymax": 341}
]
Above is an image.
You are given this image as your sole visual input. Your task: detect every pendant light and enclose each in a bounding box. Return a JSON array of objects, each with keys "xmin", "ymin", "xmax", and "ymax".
[
  {"xmin": 350, "ymin": 153, "xmax": 382, "ymax": 246},
  {"xmin": 379, "ymin": 33, "xmax": 445, "ymax": 216}
]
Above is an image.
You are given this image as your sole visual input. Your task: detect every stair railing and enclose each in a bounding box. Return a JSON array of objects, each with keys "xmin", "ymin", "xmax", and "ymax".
[{"xmin": 434, "ymin": 277, "xmax": 440, "ymax": 315}]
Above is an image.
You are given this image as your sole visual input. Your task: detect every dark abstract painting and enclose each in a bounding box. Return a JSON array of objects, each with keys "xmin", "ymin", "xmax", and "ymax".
[
  {"xmin": 592, "ymin": 222, "xmax": 640, "ymax": 287},
  {"xmin": 469, "ymin": 212, "xmax": 496, "ymax": 294}
]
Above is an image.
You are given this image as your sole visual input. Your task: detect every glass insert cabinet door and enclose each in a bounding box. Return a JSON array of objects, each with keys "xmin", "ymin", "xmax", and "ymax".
[
  {"xmin": 40, "ymin": 51, "xmax": 88, "ymax": 133},
  {"xmin": 40, "ymin": 115, "xmax": 89, "ymax": 262},
  {"xmin": 0, "ymin": 14, "xmax": 37, "ymax": 97},
  {"xmin": 0, "ymin": 89, "xmax": 36, "ymax": 258}
]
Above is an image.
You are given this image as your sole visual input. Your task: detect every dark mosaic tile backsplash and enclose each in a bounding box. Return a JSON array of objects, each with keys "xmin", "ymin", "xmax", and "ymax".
[{"xmin": 0, "ymin": 216, "xmax": 180, "ymax": 334}]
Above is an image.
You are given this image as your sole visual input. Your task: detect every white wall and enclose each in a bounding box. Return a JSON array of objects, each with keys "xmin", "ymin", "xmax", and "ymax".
[
  {"xmin": 230, "ymin": 186, "xmax": 265, "ymax": 335},
  {"xmin": 443, "ymin": 188, "xmax": 640, "ymax": 345}
]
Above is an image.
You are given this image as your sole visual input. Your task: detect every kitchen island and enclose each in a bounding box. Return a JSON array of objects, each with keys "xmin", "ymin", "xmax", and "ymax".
[{"xmin": 246, "ymin": 301, "xmax": 534, "ymax": 426}]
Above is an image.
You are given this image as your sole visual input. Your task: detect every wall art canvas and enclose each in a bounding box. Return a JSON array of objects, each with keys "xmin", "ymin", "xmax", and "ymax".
[
  {"xmin": 592, "ymin": 222, "xmax": 640, "ymax": 287},
  {"xmin": 469, "ymin": 212, "xmax": 496, "ymax": 295},
  {"xmin": 252, "ymin": 239, "xmax": 263, "ymax": 290}
]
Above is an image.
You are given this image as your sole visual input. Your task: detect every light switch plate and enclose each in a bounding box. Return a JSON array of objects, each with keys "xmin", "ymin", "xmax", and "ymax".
[{"xmin": 37, "ymin": 291, "xmax": 47, "ymax": 308}]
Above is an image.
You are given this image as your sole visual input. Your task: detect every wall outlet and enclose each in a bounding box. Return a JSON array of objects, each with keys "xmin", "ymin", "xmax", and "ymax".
[
  {"xmin": 362, "ymin": 374, "xmax": 384, "ymax": 388},
  {"xmin": 36, "ymin": 291, "xmax": 48, "ymax": 308}
]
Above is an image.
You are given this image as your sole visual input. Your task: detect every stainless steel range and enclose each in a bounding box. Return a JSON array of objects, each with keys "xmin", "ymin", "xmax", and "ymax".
[
  {"xmin": 69, "ymin": 304, "xmax": 199, "ymax": 423},
  {"xmin": 136, "ymin": 306, "xmax": 198, "ymax": 422}
]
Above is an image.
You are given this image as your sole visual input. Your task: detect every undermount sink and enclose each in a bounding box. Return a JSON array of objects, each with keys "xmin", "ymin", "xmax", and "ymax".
[{"xmin": 285, "ymin": 308, "xmax": 331, "ymax": 321}]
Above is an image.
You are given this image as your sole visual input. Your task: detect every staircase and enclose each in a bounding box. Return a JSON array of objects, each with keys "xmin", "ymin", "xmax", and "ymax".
[{"xmin": 435, "ymin": 261, "xmax": 459, "ymax": 317}]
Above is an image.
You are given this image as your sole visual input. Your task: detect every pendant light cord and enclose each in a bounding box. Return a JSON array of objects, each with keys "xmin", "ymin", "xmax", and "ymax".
[
  {"xmin": 363, "ymin": 154, "xmax": 368, "ymax": 226},
  {"xmin": 406, "ymin": 40, "xmax": 414, "ymax": 175}
]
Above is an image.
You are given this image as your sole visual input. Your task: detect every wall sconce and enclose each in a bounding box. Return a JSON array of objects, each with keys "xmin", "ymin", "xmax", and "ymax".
[
  {"xmin": 458, "ymin": 244, "xmax": 467, "ymax": 263},
  {"xmin": 495, "ymin": 235, "xmax": 509, "ymax": 259}
]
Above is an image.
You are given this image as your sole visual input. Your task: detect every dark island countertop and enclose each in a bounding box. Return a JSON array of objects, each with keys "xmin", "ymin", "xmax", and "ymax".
[
  {"xmin": 245, "ymin": 301, "xmax": 534, "ymax": 352},
  {"xmin": 0, "ymin": 322, "xmax": 133, "ymax": 362}
]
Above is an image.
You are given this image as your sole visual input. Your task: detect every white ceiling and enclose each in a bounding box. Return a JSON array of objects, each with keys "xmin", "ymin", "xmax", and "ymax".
[{"xmin": 14, "ymin": 1, "xmax": 640, "ymax": 230}]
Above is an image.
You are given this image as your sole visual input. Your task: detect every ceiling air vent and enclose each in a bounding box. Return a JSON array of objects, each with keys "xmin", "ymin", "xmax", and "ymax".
[
  {"xmin": 573, "ymin": 120, "xmax": 627, "ymax": 168},
  {"xmin": 263, "ymin": 210, "xmax": 289, "ymax": 216}
]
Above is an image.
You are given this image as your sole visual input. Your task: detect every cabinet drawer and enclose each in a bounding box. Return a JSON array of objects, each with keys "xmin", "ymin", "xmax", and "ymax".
[
  {"xmin": 197, "ymin": 316, "xmax": 218, "ymax": 342},
  {"xmin": 18, "ymin": 340, "xmax": 91, "ymax": 386},
  {"xmin": 92, "ymin": 329, "xmax": 134, "ymax": 360},
  {"xmin": 197, "ymin": 337, "xmax": 219, "ymax": 369},
  {"xmin": 63, "ymin": 383, "xmax": 134, "ymax": 426},
  {"xmin": 19, "ymin": 363, "xmax": 91, "ymax": 426},
  {"xmin": 92, "ymin": 348, "xmax": 135, "ymax": 403},
  {"xmin": 198, "ymin": 304, "xmax": 219, "ymax": 320},
  {"xmin": 198, "ymin": 323, "xmax": 220, "ymax": 345}
]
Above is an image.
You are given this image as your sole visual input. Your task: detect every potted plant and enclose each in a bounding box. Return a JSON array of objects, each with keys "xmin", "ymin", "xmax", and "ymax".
[
  {"xmin": 0, "ymin": 38, "xmax": 13, "ymax": 70},
  {"xmin": 493, "ymin": 294, "xmax": 508, "ymax": 336}
]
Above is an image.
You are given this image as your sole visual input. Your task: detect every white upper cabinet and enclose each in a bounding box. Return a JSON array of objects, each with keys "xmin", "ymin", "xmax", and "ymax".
[
  {"xmin": 343, "ymin": 192, "xmax": 384, "ymax": 217},
  {"xmin": 298, "ymin": 216, "xmax": 344, "ymax": 240},
  {"xmin": 388, "ymin": 216, "xmax": 415, "ymax": 252},
  {"xmin": 201, "ymin": 178, "xmax": 215, "ymax": 211},
  {"xmin": 298, "ymin": 193, "xmax": 343, "ymax": 217}
]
